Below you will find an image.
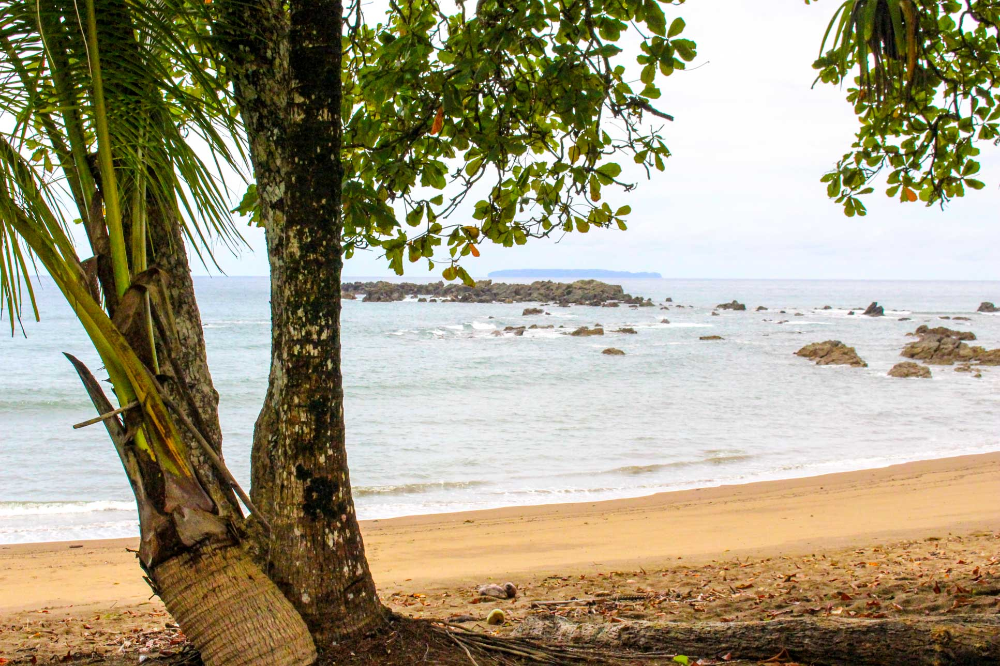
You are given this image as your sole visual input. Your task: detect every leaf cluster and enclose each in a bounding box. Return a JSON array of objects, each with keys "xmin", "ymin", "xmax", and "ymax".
[
  {"xmin": 334, "ymin": 0, "xmax": 695, "ymax": 282},
  {"xmin": 811, "ymin": 0, "xmax": 1000, "ymax": 214}
]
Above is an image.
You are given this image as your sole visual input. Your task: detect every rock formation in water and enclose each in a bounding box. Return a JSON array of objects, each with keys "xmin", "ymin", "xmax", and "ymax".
[
  {"xmin": 908, "ymin": 325, "xmax": 976, "ymax": 341},
  {"xmin": 522, "ymin": 307, "xmax": 544, "ymax": 316},
  {"xmin": 795, "ymin": 341, "xmax": 868, "ymax": 367},
  {"xmin": 863, "ymin": 302, "xmax": 884, "ymax": 317},
  {"xmin": 343, "ymin": 279, "xmax": 646, "ymax": 306},
  {"xmin": 569, "ymin": 326, "xmax": 604, "ymax": 337},
  {"xmin": 888, "ymin": 362, "xmax": 932, "ymax": 378},
  {"xmin": 977, "ymin": 302, "xmax": 998, "ymax": 313},
  {"xmin": 700, "ymin": 335, "xmax": 724, "ymax": 341},
  {"xmin": 615, "ymin": 327, "xmax": 638, "ymax": 334},
  {"xmin": 602, "ymin": 348, "xmax": 625, "ymax": 355},
  {"xmin": 716, "ymin": 300, "xmax": 746, "ymax": 311}
]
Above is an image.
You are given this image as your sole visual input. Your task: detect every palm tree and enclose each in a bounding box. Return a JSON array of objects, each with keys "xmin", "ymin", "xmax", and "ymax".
[{"xmin": 0, "ymin": 0, "xmax": 315, "ymax": 662}]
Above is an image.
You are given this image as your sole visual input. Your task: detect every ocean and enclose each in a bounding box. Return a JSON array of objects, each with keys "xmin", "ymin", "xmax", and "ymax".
[{"xmin": 1, "ymin": 277, "xmax": 998, "ymax": 544}]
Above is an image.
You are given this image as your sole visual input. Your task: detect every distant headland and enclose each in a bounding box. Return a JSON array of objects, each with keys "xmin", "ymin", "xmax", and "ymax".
[{"xmin": 488, "ymin": 269, "xmax": 662, "ymax": 279}]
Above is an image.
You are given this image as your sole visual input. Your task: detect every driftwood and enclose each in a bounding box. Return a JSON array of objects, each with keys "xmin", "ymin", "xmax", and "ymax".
[{"xmin": 514, "ymin": 614, "xmax": 1000, "ymax": 665}]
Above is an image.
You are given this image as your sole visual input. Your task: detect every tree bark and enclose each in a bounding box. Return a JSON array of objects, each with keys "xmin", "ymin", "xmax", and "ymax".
[
  {"xmin": 153, "ymin": 543, "xmax": 316, "ymax": 665},
  {"xmin": 219, "ymin": 0, "xmax": 385, "ymax": 646},
  {"xmin": 514, "ymin": 614, "xmax": 1000, "ymax": 665}
]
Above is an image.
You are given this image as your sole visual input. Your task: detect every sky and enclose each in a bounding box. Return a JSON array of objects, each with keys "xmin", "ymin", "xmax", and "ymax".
[{"xmin": 165, "ymin": 1, "xmax": 1000, "ymax": 280}]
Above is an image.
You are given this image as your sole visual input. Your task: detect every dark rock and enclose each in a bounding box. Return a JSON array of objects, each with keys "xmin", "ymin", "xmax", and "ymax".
[
  {"xmin": 821, "ymin": 305, "xmax": 832, "ymax": 310},
  {"xmin": 601, "ymin": 302, "xmax": 620, "ymax": 308},
  {"xmin": 711, "ymin": 311, "xmax": 720, "ymax": 317},
  {"xmin": 756, "ymin": 306, "xmax": 768, "ymax": 311},
  {"xmin": 503, "ymin": 326, "xmax": 526, "ymax": 337},
  {"xmin": 429, "ymin": 298, "xmax": 438, "ymax": 303},
  {"xmin": 343, "ymin": 292, "xmax": 357, "ymax": 300},
  {"xmin": 602, "ymin": 348, "xmax": 625, "ymax": 356},
  {"xmin": 863, "ymin": 302, "xmax": 885, "ymax": 317},
  {"xmin": 898, "ymin": 317, "xmax": 911, "ymax": 321},
  {"xmin": 699, "ymin": 335, "xmax": 724, "ymax": 341},
  {"xmin": 569, "ymin": 326, "xmax": 604, "ymax": 337},
  {"xmin": 418, "ymin": 297, "xmax": 427, "ymax": 302},
  {"xmin": 716, "ymin": 300, "xmax": 746, "ymax": 311},
  {"xmin": 953, "ymin": 316, "xmax": 971, "ymax": 321},
  {"xmin": 847, "ymin": 311, "xmax": 855, "ymax": 316},
  {"xmin": 794, "ymin": 313, "xmax": 804, "ymax": 317},
  {"xmin": 660, "ymin": 318, "xmax": 670, "ymax": 324},
  {"xmin": 341, "ymin": 279, "xmax": 640, "ymax": 306},
  {"xmin": 615, "ymin": 327, "xmax": 638, "ymax": 334},
  {"xmin": 522, "ymin": 307, "xmax": 544, "ymax": 315},
  {"xmin": 888, "ymin": 362, "xmax": 932, "ymax": 378},
  {"xmin": 977, "ymin": 302, "xmax": 998, "ymax": 313},
  {"xmin": 795, "ymin": 341, "xmax": 867, "ymax": 367},
  {"xmin": 664, "ymin": 297, "xmax": 673, "ymax": 302},
  {"xmin": 940, "ymin": 316, "xmax": 951, "ymax": 320}
]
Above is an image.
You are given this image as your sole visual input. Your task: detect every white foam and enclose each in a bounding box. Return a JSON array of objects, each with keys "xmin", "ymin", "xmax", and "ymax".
[{"xmin": 0, "ymin": 500, "xmax": 134, "ymax": 517}]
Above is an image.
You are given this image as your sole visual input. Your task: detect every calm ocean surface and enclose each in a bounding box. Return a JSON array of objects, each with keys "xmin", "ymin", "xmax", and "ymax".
[{"xmin": 1, "ymin": 277, "xmax": 998, "ymax": 544}]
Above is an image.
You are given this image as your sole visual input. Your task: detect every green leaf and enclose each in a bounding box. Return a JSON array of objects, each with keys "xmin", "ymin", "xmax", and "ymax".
[
  {"xmin": 644, "ymin": 0, "xmax": 667, "ymax": 37},
  {"xmin": 667, "ymin": 17, "xmax": 685, "ymax": 38},
  {"xmin": 596, "ymin": 163, "xmax": 622, "ymax": 179}
]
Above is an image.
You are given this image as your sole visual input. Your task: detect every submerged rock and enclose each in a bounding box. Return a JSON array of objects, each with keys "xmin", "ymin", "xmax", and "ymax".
[
  {"xmin": 863, "ymin": 302, "xmax": 885, "ymax": 317},
  {"xmin": 795, "ymin": 341, "xmax": 868, "ymax": 367},
  {"xmin": 699, "ymin": 335, "xmax": 724, "ymax": 341},
  {"xmin": 615, "ymin": 327, "xmax": 638, "ymax": 334},
  {"xmin": 888, "ymin": 362, "xmax": 932, "ymax": 378},
  {"xmin": 602, "ymin": 348, "xmax": 625, "ymax": 355}
]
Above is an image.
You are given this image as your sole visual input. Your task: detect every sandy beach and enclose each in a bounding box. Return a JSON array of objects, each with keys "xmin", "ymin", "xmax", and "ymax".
[{"xmin": 3, "ymin": 451, "xmax": 1000, "ymax": 661}]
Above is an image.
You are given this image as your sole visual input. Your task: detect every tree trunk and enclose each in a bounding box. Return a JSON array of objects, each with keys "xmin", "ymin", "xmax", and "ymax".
[
  {"xmin": 219, "ymin": 0, "xmax": 385, "ymax": 647},
  {"xmin": 153, "ymin": 543, "xmax": 316, "ymax": 665},
  {"xmin": 514, "ymin": 615, "xmax": 1000, "ymax": 665}
]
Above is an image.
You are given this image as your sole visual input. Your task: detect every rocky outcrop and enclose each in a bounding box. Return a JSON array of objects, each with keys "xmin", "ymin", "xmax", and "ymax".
[
  {"xmin": 716, "ymin": 300, "xmax": 746, "ymax": 311},
  {"xmin": 863, "ymin": 302, "xmax": 884, "ymax": 317},
  {"xmin": 888, "ymin": 362, "xmax": 931, "ymax": 378},
  {"xmin": 614, "ymin": 327, "xmax": 637, "ymax": 334},
  {"xmin": 795, "ymin": 341, "xmax": 868, "ymax": 367},
  {"xmin": 699, "ymin": 335, "xmax": 724, "ymax": 341},
  {"xmin": 901, "ymin": 334, "xmax": 977, "ymax": 364},
  {"xmin": 528, "ymin": 324, "xmax": 554, "ymax": 329},
  {"xmin": 569, "ymin": 326, "xmax": 604, "ymax": 337},
  {"xmin": 602, "ymin": 348, "xmax": 625, "ymax": 355},
  {"xmin": 756, "ymin": 306, "xmax": 767, "ymax": 311},
  {"xmin": 522, "ymin": 307, "xmax": 544, "ymax": 316},
  {"xmin": 660, "ymin": 318, "xmax": 670, "ymax": 324},
  {"xmin": 821, "ymin": 305, "xmax": 832, "ymax": 310},
  {"xmin": 978, "ymin": 349, "xmax": 1000, "ymax": 365},
  {"xmin": 601, "ymin": 302, "xmax": 620, "ymax": 308},
  {"xmin": 909, "ymin": 325, "xmax": 976, "ymax": 341},
  {"xmin": 343, "ymin": 279, "xmax": 644, "ymax": 306},
  {"xmin": 977, "ymin": 302, "xmax": 998, "ymax": 313}
]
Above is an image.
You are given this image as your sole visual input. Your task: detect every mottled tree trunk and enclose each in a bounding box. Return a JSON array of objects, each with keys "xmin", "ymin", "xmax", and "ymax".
[{"xmin": 220, "ymin": 0, "xmax": 385, "ymax": 647}]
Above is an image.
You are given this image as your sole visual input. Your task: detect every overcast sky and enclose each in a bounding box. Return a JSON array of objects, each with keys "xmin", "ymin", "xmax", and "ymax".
[{"xmin": 191, "ymin": 0, "xmax": 999, "ymax": 281}]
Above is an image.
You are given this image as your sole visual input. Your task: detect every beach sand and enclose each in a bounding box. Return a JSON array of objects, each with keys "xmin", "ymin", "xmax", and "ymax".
[{"xmin": 2, "ymin": 451, "xmax": 999, "ymax": 662}]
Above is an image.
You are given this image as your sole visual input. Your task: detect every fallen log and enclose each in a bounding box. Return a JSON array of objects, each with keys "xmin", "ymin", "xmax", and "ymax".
[{"xmin": 514, "ymin": 614, "xmax": 1000, "ymax": 665}]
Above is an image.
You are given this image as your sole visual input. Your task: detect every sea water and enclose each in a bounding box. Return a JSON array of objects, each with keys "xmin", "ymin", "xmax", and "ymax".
[{"xmin": 1, "ymin": 277, "xmax": 998, "ymax": 543}]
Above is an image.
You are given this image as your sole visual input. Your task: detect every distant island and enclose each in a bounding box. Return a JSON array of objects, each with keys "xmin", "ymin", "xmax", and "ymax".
[{"xmin": 488, "ymin": 269, "xmax": 662, "ymax": 279}]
